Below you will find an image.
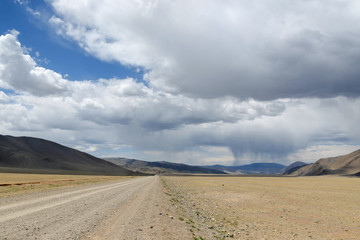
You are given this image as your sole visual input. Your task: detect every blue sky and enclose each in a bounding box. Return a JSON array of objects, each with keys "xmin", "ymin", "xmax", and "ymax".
[
  {"xmin": 0, "ymin": 0, "xmax": 359, "ymax": 165},
  {"xmin": 0, "ymin": 0, "xmax": 142, "ymax": 81}
]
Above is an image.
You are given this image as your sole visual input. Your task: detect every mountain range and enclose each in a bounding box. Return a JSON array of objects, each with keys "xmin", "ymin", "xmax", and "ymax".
[
  {"xmin": 1, "ymin": 134, "xmax": 359, "ymax": 176},
  {"xmin": 203, "ymin": 163, "xmax": 286, "ymax": 175},
  {"xmin": 104, "ymin": 158, "xmax": 227, "ymax": 174},
  {"xmin": 106, "ymin": 158, "xmax": 288, "ymax": 175}
]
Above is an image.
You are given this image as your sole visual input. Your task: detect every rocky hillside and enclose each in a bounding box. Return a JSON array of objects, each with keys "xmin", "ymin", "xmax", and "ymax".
[
  {"xmin": 291, "ymin": 149, "xmax": 360, "ymax": 176},
  {"xmin": 0, "ymin": 135, "xmax": 135, "ymax": 175}
]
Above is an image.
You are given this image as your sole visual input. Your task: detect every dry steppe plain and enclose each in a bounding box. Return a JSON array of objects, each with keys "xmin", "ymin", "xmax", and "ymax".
[
  {"xmin": 0, "ymin": 172, "xmax": 134, "ymax": 197},
  {"xmin": 0, "ymin": 174, "xmax": 193, "ymax": 239},
  {"xmin": 1, "ymin": 173, "xmax": 360, "ymax": 239},
  {"xmin": 162, "ymin": 176, "xmax": 360, "ymax": 240}
]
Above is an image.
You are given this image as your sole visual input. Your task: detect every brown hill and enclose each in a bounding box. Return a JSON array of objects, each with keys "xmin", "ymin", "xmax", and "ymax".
[
  {"xmin": 0, "ymin": 135, "xmax": 136, "ymax": 175},
  {"xmin": 291, "ymin": 149, "xmax": 360, "ymax": 176},
  {"xmin": 281, "ymin": 161, "xmax": 309, "ymax": 175}
]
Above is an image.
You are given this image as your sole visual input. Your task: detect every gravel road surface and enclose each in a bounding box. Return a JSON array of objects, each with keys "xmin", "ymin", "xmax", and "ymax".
[{"xmin": 0, "ymin": 176, "xmax": 192, "ymax": 240}]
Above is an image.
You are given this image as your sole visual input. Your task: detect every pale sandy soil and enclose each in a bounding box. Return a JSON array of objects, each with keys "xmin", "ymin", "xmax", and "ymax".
[
  {"xmin": 2, "ymin": 173, "xmax": 359, "ymax": 239},
  {"xmin": 162, "ymin": 176, "xmax": 360, "ymax": 240}
]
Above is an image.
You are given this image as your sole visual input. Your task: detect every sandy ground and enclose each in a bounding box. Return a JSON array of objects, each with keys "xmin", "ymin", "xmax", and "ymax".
[
  {"xmin": 0, "ymin": 176, "xmax": 192, "ymax": 240},
  {"xmin": 0, "ymin": 173, "xmax": 134, "ymax": 197},
  {"xmin": 2, "ymin": 174, "xmax": 359, "ymax": 239},
  {"xmin": 162, "ymin": 176, "xmax": 360, "ymax": 240}
]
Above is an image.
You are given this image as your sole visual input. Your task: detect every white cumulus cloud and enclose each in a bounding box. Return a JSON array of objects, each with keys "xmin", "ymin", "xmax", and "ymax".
[
  {"xmin": 2, "ymin": 0, "xmax": 360, "ymax": 166},
  {"xmin": 0, "ymin": 30, "xmax": 68, "ymax": 96},
  {"xmin": 48, "ymin": 0, "xmax": 360, "ymax": 100}
]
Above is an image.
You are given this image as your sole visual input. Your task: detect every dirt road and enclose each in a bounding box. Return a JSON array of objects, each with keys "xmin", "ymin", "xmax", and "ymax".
[{"xmin": 0, "ymin": 176, "xmax": 192, "ymax": 240}]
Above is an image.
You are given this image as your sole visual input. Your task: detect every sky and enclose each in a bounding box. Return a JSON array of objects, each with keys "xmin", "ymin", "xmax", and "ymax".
[{"xmin": 0, "ymin": 0, "xmax": 359, "ymax": 166}]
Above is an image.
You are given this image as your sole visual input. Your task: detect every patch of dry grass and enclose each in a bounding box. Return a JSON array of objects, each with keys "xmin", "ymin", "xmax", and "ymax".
[
  {"xmin": 0, "ymin": 173, "xmax": 135, "ymax": 197},
  {"xmin": 163, "ymin": 176, "xmax": 360, "ymax": 239}
]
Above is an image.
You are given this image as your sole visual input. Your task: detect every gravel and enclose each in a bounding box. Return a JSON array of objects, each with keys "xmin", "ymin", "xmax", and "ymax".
[{"xmin": 0, "ymin": 176, "xmax": 192, "ymax": 240}]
